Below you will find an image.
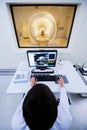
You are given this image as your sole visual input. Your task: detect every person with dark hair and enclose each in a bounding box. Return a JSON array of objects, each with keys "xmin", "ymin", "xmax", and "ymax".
[{"xmin": 12, "ymin": 77, "xmax": 72, "ymax": 130}]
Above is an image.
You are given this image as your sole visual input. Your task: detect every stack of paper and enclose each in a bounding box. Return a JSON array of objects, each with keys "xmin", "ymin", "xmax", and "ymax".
[{"xmin": 14, "ymin": 71, "xmax": 29, "ymax": 83}]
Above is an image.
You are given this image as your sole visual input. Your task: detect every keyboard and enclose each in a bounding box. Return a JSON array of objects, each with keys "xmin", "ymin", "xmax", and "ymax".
[{"xmin": 30, "ymin": 74, "xmax": 69, "ymax": 84}]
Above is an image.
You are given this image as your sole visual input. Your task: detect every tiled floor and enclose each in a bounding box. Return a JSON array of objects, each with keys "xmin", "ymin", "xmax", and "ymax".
[
  {"xmin": 0, "ymin": 75, "xmax": 23, "ymax": 130},
  {"xmin": 0, "ymin": 75, "xmax": 87, "ymax": 130}
]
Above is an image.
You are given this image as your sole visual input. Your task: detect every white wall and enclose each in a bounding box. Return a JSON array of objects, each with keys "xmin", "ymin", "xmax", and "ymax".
[{"xmin": 0, "ymin": 0, "xmax": 87, "ymax": 68}]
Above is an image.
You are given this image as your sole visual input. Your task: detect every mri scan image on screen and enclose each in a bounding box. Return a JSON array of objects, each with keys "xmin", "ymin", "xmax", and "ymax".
[{"xmin": 27, "ymin": 50, "xmax": 57, "ymax": 69}]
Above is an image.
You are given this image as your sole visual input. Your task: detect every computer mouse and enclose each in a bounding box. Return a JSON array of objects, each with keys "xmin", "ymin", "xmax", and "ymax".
[{"xmin": 55, "ymin": 75, "xmax": 60, "ymax": 84}]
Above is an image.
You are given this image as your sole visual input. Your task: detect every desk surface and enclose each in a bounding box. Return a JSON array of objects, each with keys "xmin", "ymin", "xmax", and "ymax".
[{"xmin": 7, "ymin": 61, "xmax": 87, "ymax": 94}]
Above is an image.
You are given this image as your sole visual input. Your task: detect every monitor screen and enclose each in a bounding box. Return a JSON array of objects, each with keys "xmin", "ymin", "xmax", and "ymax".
[{"xmin": 27, "ymin": 50, "xmax": 57, "ymax": 68}]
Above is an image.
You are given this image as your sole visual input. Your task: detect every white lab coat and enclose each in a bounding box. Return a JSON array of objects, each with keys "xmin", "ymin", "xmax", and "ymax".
[{"xmin": 12, "ymin": 87, "xmax": 72, "ymax": 130}]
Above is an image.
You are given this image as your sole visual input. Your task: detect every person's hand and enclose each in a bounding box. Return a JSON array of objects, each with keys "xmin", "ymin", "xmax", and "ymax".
[
  {"xmin": 57, "ymin": 77, "xmax": 64, "ymax": 87},
  {"xmin": 30, "ymin": 77, "xmax": 37, "ymax": 87}
]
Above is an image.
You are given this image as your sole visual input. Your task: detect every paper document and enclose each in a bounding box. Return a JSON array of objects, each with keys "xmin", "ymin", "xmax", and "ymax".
[{"xmin": 14, "ymin": 71, "xmax": 29, "ymax": 83}]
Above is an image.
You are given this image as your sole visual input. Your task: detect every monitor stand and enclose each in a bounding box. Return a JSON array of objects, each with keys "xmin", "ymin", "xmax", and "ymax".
[
  {"xmin": 36, "ymin": 66, "xmax": 49, "ymax": 70},
  {"xmin": 31, "ymin": 67, "xmax": 54, "ymax": 73}
]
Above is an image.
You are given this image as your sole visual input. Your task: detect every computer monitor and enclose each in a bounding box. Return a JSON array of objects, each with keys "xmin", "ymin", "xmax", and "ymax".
[{"xmin": 27, "ymin": 50, "xmax": 57, "ymax": 70}]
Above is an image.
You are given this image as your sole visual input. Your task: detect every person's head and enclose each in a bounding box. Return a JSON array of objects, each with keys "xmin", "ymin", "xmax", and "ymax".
[{"xmin": 23, "ymin": 83, "xmax": 58, "ymax": 130}]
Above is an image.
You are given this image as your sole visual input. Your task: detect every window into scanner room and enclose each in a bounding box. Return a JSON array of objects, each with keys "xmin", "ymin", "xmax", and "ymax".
[{"xmin": 10, "ymin": 4, "xmax": 77, "ymax": 48}]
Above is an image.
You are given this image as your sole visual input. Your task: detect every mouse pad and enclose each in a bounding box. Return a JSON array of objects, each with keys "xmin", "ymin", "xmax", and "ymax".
[{"xmin": 55, "ymin": 75, "xmax": 69, "ymax": 84}]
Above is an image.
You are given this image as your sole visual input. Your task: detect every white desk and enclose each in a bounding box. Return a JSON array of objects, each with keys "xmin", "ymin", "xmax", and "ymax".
[{"xmin": 7, "ymin": 61, "xmax": 87, "ymax": 94}]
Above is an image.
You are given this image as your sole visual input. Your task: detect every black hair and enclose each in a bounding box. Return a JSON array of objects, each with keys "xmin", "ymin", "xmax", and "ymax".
[{"xmin": 23, "ymin": 83, "xmax": 58, "ymax": 130}]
